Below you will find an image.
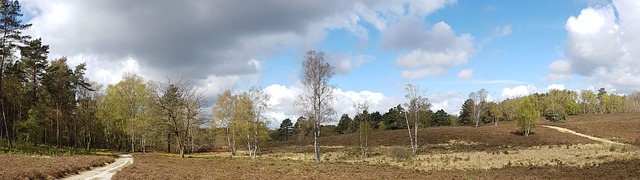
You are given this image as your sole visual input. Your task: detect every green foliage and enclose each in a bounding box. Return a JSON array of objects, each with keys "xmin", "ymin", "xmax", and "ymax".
[
  {"xmin": 380, "ymin": 105, "xmax": 405, "ymax": 130},
  {"xmin": 458, "ymin": 99, "xmax": 474, "ymax": 125},
  {"xmin": 335, "ymin": 114, "xmax": 352, "ymax": 134},
  {"xmin": 431, "ymin": 109, "xmax": 451, "ymax": 126},
  {"xmin": 515, "ymin": 96, "xmax": 540, "ymax": 136},
  {"xmin": 272, "ymin": 118, "xmax": 293, "ymax": 141}
]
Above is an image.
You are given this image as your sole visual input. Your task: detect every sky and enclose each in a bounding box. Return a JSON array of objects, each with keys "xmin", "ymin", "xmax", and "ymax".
[{"xmin": 20, "ymin": 0, "xmax": 640, "ymax": 127}]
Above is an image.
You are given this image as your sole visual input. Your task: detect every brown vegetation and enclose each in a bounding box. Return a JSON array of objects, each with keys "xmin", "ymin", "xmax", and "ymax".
[
  {"xmin": 547, "ymin": 113, "xmax": 640, "ymax": 144},
  {"xmin": 0, "ymin": 154, "xmax": 114, "ymax": 180},
  {"xmin": 113, "ymin": 153, "xmax": 640, "ymax": 180},
  {"xmin": 268, "ymin": 121, "xmax": 597, "ymax": 153}
]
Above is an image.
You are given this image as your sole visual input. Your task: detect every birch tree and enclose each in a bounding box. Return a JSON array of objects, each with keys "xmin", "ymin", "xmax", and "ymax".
[
  {"xmin": 404, "ymin": 84, "xmax": 429, "ymax": 156},
  {"xmin": 297, "ymin": 50, "xmax": 335, "ymax": 163},
  {"xmin": 470, "ymin": 89, "xmax": 488, "ymax": 127},
  {"xmin": 516, "ymin": 96, "xmax": 539, "ymax": 136},
  {"xmin": 354, "ymin": 101, "xmax": 370, "ymax": 158},
  {"xmin": 213, "ymin": 90, "xmax": 237, "ymax": 155},
  {"xmin": 248, "ymin": 87, "xmax": 269, "ymax": 158}
]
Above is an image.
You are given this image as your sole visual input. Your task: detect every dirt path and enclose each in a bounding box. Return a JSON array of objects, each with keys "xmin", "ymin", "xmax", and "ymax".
[
  {"xmin": 541, "ymin": 125, "xmax": 625, "ymax": 145},
  {"xmin": 63, "ymin": 154, "xmax": 133, "ymax": 180}
]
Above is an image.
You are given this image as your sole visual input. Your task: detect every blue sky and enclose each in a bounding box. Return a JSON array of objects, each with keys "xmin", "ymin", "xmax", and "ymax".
[{"xmin": 21, "ymin": 0, "xmax": 640, "ymax": 126}]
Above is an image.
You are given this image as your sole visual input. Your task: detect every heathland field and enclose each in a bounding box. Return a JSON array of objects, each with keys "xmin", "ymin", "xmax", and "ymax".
[
  {"xmin": 111, "ymin": 114, "xmax": 640, "ymax": 179},
  {"xmin": 3, "ymin": 113, "xmax": 640, "ymax": 179}
]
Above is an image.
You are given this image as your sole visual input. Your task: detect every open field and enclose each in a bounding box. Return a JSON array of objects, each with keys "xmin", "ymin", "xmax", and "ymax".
[
  {"xmin": 0, "ymin": 154, "xmax": 115, "ymax": 180},
  {"xmin": 267, "ymin": 120, "xmax": 598, "ymax": 153},
  {"xmin": 111, "ymin": 114, "xmax": 640, "ymax": 179},
  {"xmin": 545, "ymin": 113, "xmax": 640, "ymax": 144},
  {"xmin": 113, "ymin": 153, "xmax": 640, "ymax": 180}
]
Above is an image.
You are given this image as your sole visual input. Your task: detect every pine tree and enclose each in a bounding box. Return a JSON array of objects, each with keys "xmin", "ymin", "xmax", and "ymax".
[{"xmin": 0, "ymin": 0, "xmax": 31, "ymax": 148}]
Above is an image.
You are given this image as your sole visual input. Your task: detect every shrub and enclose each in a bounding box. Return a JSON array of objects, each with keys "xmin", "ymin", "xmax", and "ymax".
[{"xmin": 388, "ymin": 147, "xmax": 413, "ymax": 161}]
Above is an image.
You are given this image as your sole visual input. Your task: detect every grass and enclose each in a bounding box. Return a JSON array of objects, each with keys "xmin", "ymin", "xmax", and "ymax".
[{"xmin": 0, "ymin": 153, "xmax": 115, "ymax": 180}]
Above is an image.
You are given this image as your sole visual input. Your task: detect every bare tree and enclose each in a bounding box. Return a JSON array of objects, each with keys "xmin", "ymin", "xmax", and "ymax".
[
  {"xmin": 404, "ymin": 84, "xmax": 429, "ymax": 156},
  {"xmin": 470, "ymin": 89, "xmax": 488, "ymax": 127},
  {"xmin": 354, "ymin": 101, "xmax": 370, "ymax": 158},
  {"xmin": 297, "ymin": 50, "xmax": 335, "ymax": 163},
  {"xmin": 153, "ymin": 79, "xmax": 204, "ymax": 158}
]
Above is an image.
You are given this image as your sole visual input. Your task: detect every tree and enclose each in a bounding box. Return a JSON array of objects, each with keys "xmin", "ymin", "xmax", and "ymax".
[
  {"xmin": 297, "ymin": 50, "xmax": 335, "ymax": 163},
  {"xmin": 579, "ymin": 90, "xmax": 597, "ymax": 114},
  {"xmin": 354, "ymin": 101, "xmax": 370, "ymax": 158},
  {"xmin": 516, "ymin": 97, "xmax": 540, "ymax": 136},
  {"xmin": 542, "ymin": 90, "xmax": 566, "ymax": 122},
  {"xmin": 487, "ymin": 102, "xmax": 500, "ymax": 126},
  {"xmin": 213, "ymin": 90, "xmax": 237, "ymax": 155},
  {"xmin": 274, "ymin": 118, "xmax": 293, "ymax": 141},
  {"xmin": 469, "ymin": 89, "xmax": 488, "ymax": 127},
  {"xmin": 154, "ymin": 80, "xmax": 204, "ymax": 158},
  {"xmin": 42, "ymin": 58, "xmax": 76, "ymax": 147},
  {"xmin": 293, "ymin": 116, "xmax": 311, "ymax": 152},
  {"xmin": 97, "ymin": 73, "xmax": 154, "ymax": 152},
  {"xmin": 404, "ymin": 83, "xmax": 429, "ymax": 156},
  {"xmin": 431, "ymin": 109, "xmax": 450, "ymax": 126},
  {"xmin": 458, "ymin": 99, "xmax": 473, "ymax": 126},
  {"xmin": 0, "ymin": 0, "xmax": 31, "ymax": 148},
  {"xmin": 248, "ymin": 87, "xmax": 269, "ymax": 158},
  {"xmin": 381, "ymin": 105, "xmax": 405, "ymax": 130},
  {"xmin": 233, "ymin": 93, "xmax": 256, "ymax": 157},
  {"xmin": 597, "ymin": 88, "xmax": 609, "ymax": 114},
  {"xmin": 335, "ymin": 114, "xmax": 351, "ymax": 134}
]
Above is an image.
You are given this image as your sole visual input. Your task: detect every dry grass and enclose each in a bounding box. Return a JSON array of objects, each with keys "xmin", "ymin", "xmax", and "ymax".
[
  {"xmin": 546, "ymin": 113, "xmax": 640, "ymax": 144},
  {"xmin": 266, "ymin": 121, "xmax": 598, "ymax": 154},
  {"xmin": 114, "ymin": 113, "xmax": 640, "ymax": 179},
  {"xmin": 0, "ymin": 154, "xmax": 115, "ymax": 180},
  {"xmin": 113, "ymin": 152, "xmax": 640, "ymax": 180}
]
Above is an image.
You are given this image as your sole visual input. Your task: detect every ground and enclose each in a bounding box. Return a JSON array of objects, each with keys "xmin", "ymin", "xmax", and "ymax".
[
  {"xmin": 5, "ymin": 113, "xmax": 640, "ymax": 179},
  {"xmin": 0, "ymin": 153, "xmax": 114, "ymax": 180},
  {"xmin": 114, "ymin": 113, "xmax": 640, "ymax": 179}
]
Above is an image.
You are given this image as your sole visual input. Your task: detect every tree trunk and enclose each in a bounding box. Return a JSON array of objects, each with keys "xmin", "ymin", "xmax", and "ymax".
[
  {"xmin": 414, "ymin": 111, "xmax": 418, "ymax": 156},
  {"xmin": 167, "ymin": 130, "xmax": 171, "ymax": 153},
  {"xmin": 231, "ymin": 128, "xmax": 237, "ymax": 156},
  {"xmin": 314, "ymin": 123, "xmax": 320, "ymax": 163},
  {"xmin": 56, "ymin": 107, "xmax": 60, "ymax": 148},
  {"xmin": 246, "ymin": 133, "xmax": 252, "ymax": 156},
  {"xmin": 404, "ymin": 113, "xmax": 415, "ymax": 156},
  {"xmin": 1, "ymin": 100, "xmax": 10, "ymax": 148}
]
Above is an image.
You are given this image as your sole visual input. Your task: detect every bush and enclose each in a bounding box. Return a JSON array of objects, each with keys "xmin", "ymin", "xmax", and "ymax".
[{"xmin": 388, "ymin": 147, "xmax": 413, "ymax": 161}]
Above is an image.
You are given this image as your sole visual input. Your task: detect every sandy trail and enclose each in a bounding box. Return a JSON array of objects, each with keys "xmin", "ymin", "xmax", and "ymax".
[
  {"xmin": 541, "ymin": 125, "xmax": 625, "ymax": 146},
  {"xmin": 63, "ymin": 154, "xmax": 133, "ymax": 180}
]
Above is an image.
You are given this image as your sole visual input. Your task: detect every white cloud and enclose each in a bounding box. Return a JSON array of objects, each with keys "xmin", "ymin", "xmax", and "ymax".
[
  {"xmin": 457, "ymin": 69, "xmax": 474, "ymax": 79},
  {"xmin": 553, "ymin": 0, "xmax": 640, "ymax": 92},
  {"xmin": 21, "ymin": 0, "xmax": 457, "ymax": 93},
  {"xmin": 546, "ymin": 84, "xmax": 566, "ymax": 91},
  {"xmin": 428, "ymin": 91, "xmax": 464, "ymax": 115},
  {"xmin": 262, "ymin": 83, "xmax": 402, "ymax": 128},
  {"xmin": 383, "ymin": 17, "xmax": 474, "ymax": 80},
  {"xmin": 325, "ymin": 53, "xmax": 374, "ymax": 75},
  {"xmin": 501, "ymin": 85, "xmax": 538, "ymax": 99},
  {"xmin": 492, "ymin": 24, "xmax": 512, "ymax": 37},
  {"xmin": 542, "ymin": 60, "xmax": 573, "ymax": 82}
]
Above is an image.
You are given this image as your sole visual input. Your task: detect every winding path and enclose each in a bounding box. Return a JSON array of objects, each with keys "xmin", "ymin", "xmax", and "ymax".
[
  {"xmin": 541, "ymin": 125, "xmax": 625, "ymax": 146},
  {"xmin": 64, "ymin": 154, "xmax": 133, "ymax": 180}
]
